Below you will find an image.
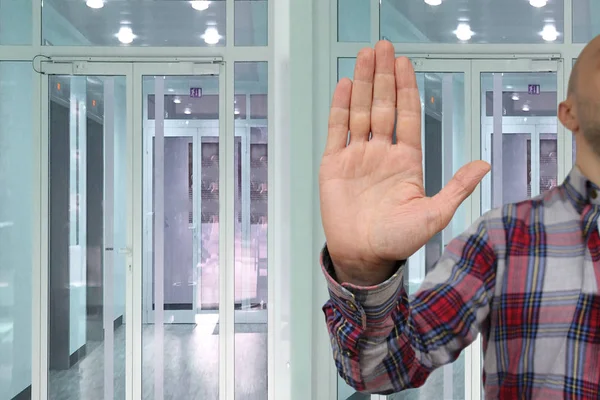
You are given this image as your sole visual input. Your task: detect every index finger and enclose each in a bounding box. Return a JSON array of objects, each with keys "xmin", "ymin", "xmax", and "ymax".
[{"xmin": 394, "ymin": 57, "xmax": 422, "ymax": 151}]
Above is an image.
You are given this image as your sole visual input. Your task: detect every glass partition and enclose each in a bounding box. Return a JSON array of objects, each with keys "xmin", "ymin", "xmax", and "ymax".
[
  {"xmin": 0, "ymin": 0, "xmax": 32, "ymax": 45},
  {"xmin": 234, "ymin": 0, "xmax": 268, "ymax": 46},
  {"xmin": 233, "ymin": 62, "xmax": 269, "ymax": 399},
  {"xmin": 379, "ymin": 0, "xmax": 564, "ymax": 44},
  {"xmin": 573, "ymin": 0, "xmax": 600, "ymax": 43},
  {"xmin": 479, "ymin": 72, "xmax": 558, "ymax": 213},
  {"xmin": 0, "ymin": 62, "xmax": 34, "ymax": 400},
  {"xmin": 338, "ymin": 0, "xmax": 371, "ymax": 42},
  {"xmin": 42, "ymin": 0, "xmax": 227, "ymax": 46}
]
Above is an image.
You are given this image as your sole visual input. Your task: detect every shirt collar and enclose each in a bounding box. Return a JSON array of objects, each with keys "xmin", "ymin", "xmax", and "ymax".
[{"xmin": 563, "ymin": 165, "xmax": 600, "ymax": 214}]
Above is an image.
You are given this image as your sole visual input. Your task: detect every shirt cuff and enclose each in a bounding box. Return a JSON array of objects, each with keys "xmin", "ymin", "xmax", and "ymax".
[{"xmin": 321, "ymin": 245, "xmax": 405, "ymax": 330}]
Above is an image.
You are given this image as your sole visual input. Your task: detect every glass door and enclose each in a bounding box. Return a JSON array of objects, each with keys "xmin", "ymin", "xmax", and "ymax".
[
  {"xmin": 472, "ymin": 59, "xmax": 563, "ymax": 215},
  {"xmin": 40, "ymin": 62, "xmax": 133, "ymax": 400},
  {"xmin": 135, "ymin": 62, "xmax": 230, "ymax": 400},
  {"xmin": 335, "ymin": 57, "xmax": 474, "ymax": 400},
  {"xmin": 472, "ymin": 58, "xmax": 562, "ymax": 399}
]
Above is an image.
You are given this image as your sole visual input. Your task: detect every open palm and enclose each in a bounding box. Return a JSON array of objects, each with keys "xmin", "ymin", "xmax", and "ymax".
[{"xmin": 319, "ymin": 41, "xmax": 490, "ymax": 286}]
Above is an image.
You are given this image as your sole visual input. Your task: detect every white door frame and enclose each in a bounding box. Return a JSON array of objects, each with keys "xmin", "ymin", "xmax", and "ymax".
[{"xmin": 37, "ymin": 61, "xmax": 134, "ymax": 400}]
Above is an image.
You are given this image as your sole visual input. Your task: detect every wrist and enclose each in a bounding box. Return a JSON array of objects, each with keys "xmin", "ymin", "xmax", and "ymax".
[{"xmin": 324, "ymin": 246, "xmax": 398, "ymax": 286}]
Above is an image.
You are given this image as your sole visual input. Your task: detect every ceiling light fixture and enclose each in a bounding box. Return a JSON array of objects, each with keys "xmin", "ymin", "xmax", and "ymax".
[
  {"xmin": 116, "ymin": 26, "xmax": 136, "ymax": 44},
  {"xmin": 173, "ymin": 97, "xmax": 182, "ymax": 104},
  {"xmin": 234, "ymin": 107, "xmax": 240, "ymax": 115},
  {"xmin": 202, "ymin": 27, "xmax": 222, "ymax": 45},
  {"xmin": 512, "ymin": 93, "xmax": 520, "ymax": 101},
  {"xmin": 184, "ymin": 108, "xmax": 192, "ymax": 115},
  {"xmin": 190, "ymin": 1, "xmax": 210, "ymax": 11},
  {"xmin": 424, "ymin": 0, "xmax": 442, "ymax": 5},
  {"xmin": 529, "ymin": 0, "xmax": 547, "ymax": 7},
  {"xmin": 454, "ymin": 23, "xmax": 474, "ymax": 41},
  {"xmin": 522, "ymin": 103, "xmax": 530, "ymax": 112},
  {"xmin": 541, "ymin": 24, "xmax": 559, "ymax": 42},
  {"xmin": 86, "ymin": 0, "xmax": 104, "ymax": 9}
]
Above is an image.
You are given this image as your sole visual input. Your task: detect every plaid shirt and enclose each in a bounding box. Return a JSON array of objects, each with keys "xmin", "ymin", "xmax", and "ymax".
[{"xmin": 322, "ymin": 166, "xmax": 600, "ymax": 399}]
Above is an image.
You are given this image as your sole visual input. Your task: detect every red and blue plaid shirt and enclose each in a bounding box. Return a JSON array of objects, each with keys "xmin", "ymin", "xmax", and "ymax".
[{"xmin": 322, "ymin": 167, "xmax": 600, "ymax": 399}]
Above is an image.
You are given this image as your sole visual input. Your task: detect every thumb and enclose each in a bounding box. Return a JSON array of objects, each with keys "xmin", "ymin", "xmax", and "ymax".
[{"xmin": 432, "ymin": 160, "xmax": 491, "ymax": 228}]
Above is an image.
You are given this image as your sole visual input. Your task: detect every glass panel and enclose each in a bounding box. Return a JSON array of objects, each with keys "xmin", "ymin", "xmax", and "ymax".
[
  {"xmin": 573, "ymin": 0, "xmax": 600, "ymax": 42},
  {"xmin": 142, "ymin": 74, "xmax": 220, "ymax": 399},
  {"xmin": 234, "ymin": 62, "xmax": 268, "ymax": 400},
  {"xmin": 42, "ymin": 0, "xmax": 226, "ymax": 46},
  {"xmin": 338, "ymin": 0, "xmax": 371, "ymax": 42},
  {"xmin": 480, "ymin": 72, "xmax": 558, "ymax": 214},
  {"xmin": 0, "ymin": 62, "xmax": 33, "ymax": 400},
  {"xmin": 235, "ymin": 0, "xmax": 268, "ymax": 46},
  {"xmin": 0, "ymin": 0, "xmax": 32, "ymax": 45},
  {"xmin": 47, "ymin": 75, "xmax": 128, "ymax": 399},
  {"xmin": 380, "ymin": 0, "xmax": 564, "ymax": 44}
]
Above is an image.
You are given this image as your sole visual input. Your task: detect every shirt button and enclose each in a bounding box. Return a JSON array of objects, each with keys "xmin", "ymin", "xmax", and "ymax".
[
  {"xmin": 343, "ymin": 350, "xmax": 353, "ymax": 357},
  {"xmin": 346, "ymin": 300, "xmax": 356, "ymax": 311},
  {"xmin": 591, "ymin": 190, "xmax": 598, "ymax": 199}
]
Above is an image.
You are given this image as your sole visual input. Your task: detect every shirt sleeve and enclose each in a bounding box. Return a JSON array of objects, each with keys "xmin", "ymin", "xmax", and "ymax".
[{"xmin": 322, "ymin": 215, "xmax": 497, "ymax": 395}]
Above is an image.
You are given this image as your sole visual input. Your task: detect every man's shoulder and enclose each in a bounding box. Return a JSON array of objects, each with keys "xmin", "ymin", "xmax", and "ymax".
[{"xmin": 481, "ymin": 185, "xmax": 571, "ymax": 232}]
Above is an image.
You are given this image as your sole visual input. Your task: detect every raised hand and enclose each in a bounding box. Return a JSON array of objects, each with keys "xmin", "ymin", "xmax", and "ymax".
[{"xmin": 319, "ymin": 41, "xmax": 490, "ymax": 286}]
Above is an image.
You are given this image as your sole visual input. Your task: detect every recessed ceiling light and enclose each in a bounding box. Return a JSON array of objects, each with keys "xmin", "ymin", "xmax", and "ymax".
[
  {"xmin": 512, "ymin": 93, "xmax": 520, "ymax": 101},
  {"xmin": 116, "ymin": 26, "xmax": 136, "ymax": 44},
  {"xmin": 234, "ymin": 108, "xmax": 240, "ymax": 115},
  {"xmin": 86, "ymin": 0, "xmax": 104, "ymax": 9},
  {"xmin": 190, "ymin": 1, "xmax": 210, "ymax": 11},
  {"xmin": 184, "ymin": 108, "xmax": 192, "ymax": 115},
  {"xmin": 202, "ymin": 27, "xmax": 222, "ymax": 45},
  {"xmin": 529, "ymin": 0, "xmax": 547, "ymax": 7},
  {"xmin": 173, "ymin": 97, "xmax": 182, "ymax": 104},
  {"xmin": 541, "ymin": 24, "xmax": 559, "ymax": 42},
  {"xmin": 168, "ymin": 88, "xmax": 174, "ymax": 93},
  {"xmin": 522, "ymin": 103, "xmax": 530, "ymax": 112},
  {"xmin": 454, "ymin": 23, "xmax": 474, "ymax": 41},
  {"xmin": 424, "ymin": 0, "xmax": 442, "ymax": 5}
]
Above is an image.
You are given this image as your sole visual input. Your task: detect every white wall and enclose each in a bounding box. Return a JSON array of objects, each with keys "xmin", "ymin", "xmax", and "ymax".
[{"xmin": 0, "ymin": 63, "xmax": 34, "ymax": 400}]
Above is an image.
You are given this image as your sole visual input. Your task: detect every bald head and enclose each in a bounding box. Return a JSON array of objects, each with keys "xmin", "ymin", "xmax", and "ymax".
[
  {"xmin": 560, "ymin": 34, "xmax": 600, "ymax": 161},
  {"xmin": 567, "ymin": 35, "xmax": 600, "ymax": 98}
]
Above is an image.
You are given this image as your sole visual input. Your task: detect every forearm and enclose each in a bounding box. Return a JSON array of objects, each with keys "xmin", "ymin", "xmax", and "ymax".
[{"xmin": 322, "ymin": 216, "xmax": 497, "ymax": 393}]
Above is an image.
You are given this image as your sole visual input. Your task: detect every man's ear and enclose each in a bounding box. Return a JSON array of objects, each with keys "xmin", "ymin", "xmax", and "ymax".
[{"xmin": 558, "ymin": 99, "xmax": 579, "ymax": 133}]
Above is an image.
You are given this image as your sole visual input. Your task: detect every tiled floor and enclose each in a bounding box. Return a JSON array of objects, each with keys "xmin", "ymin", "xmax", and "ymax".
[{"xmin": 49, "ymin": 323, "xmax": 267, "ymax": 400}]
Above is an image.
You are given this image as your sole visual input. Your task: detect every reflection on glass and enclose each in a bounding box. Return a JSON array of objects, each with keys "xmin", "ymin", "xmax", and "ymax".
[
  {"xmin": 234, "ymin": 0, "xmax": 268, "ymax": 46},
  {"xmin": 234, "ymin": 62, "xmax": 268, "ymax": 400},
  {"xmin": 0, "ymin": 62, "xmax": 33, "ymax": 400},
  {"xmin": 0, "ymin": 0, "xmax": 32, "ymax": 45},
  {"xmin": 48, "ymin": 75, "xmax": 128, "ymax": 399},
  {"xmin": 42, "ymin": 0, "xmax": 226, "ymax": 46},
  {"xmin": 142, "ymin": 75, "xmax": 221, "ymax": 399},
  {"xmin": 338, "ymin": 0, "xmax": 370, "ymax": 42},
  {"xmin": 480, "ymin": 72, "xmax": 558, "ymax": 213},
  {"xmin": 380, "ymin": 0, "xmax": 564, "ymax": 44},
  {"xmin": 573, "ymin": 0, "xmax": 600, "ymax": 43}
]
